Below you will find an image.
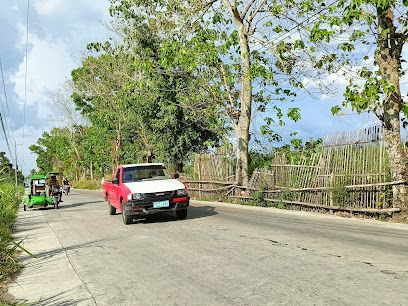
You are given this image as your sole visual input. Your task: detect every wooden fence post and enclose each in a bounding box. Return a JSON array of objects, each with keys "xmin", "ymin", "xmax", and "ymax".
[{"xmin": 329, "ymin": 172, "xmax": 334, "ymax": 210}]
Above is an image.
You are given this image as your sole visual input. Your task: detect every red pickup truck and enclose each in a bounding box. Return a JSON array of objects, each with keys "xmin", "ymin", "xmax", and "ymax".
[{"xmin": 103, "ymin": 163, "xmax": 189, "ymax": 224}]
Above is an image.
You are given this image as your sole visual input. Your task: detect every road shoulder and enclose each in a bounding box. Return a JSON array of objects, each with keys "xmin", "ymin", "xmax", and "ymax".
[{"xmin": 7, "ymin": 205, "xmax": 96, "ymax": 305}]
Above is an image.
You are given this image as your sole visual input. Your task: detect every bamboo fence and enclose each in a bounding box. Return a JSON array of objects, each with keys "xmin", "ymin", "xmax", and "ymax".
[
  {"xmin": 186, "ymin": 149, "xmax": 235, "ymax": 199},
  {"xmin": 185, "ymin": 126, "xmax": 405, "ymax": 214}
]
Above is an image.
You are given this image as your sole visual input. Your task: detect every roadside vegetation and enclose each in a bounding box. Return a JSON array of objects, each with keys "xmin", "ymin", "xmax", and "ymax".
[
  {"xmin": 71, "ymin": 179, "xmax": 102, "ymax": 191},
  {"xmin": 0, "ymin": 154, "xmax": 31, "ymax": 304},
  {"xmin": 0, "ymin": 178, "xmax": 24, "ymax": 304}
]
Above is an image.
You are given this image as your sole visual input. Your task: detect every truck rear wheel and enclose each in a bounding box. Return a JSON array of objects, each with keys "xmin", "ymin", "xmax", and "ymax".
[
  {"xmin": 107, "ymin": 196, "xmax": 116, "ymax": 215},
  {"xmin": 121, "ymin": 201, "xmax": 133, "ymax": 225},
  {"xmin": 176, "ymin": 208, "xmax": 188, "ymax": 219}
]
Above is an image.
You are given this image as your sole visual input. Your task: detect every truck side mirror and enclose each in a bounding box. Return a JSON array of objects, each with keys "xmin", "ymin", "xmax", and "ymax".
[
  {"xmin": 112, "ymin": 178, "xmax": 119, "ymax": 185},
  {"xmin": 174, "ymin": 173, "xmax": 179, "ymax": 179}
]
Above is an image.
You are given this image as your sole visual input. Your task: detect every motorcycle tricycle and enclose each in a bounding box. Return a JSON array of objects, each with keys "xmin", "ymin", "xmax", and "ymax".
[{"xmin": 23, "ymin": 173, "xmax": 62, "ymax": 210}]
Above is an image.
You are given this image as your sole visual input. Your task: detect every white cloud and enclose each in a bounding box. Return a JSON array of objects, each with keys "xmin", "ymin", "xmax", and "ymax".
[
  {"xmin": 1, "ymin": 1, "xmax": 111, "ymax": 174},
  {"xmin": 32, "ymin": 0, "xmax": 68, "ymax": 16},
  {"xmin": 10, "ymin": 32, "xmax": 73, "ymax": 108}
]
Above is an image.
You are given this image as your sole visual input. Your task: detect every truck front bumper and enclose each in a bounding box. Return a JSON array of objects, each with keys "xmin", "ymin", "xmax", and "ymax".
[{"xmin": 122, "ymin": 197, "xmax": 190, "ymax": 216}]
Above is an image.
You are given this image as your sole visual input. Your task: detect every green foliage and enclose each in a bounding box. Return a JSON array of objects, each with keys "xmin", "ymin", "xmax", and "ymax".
[
  {"xmin": 195, "ymin": 194, "xmax": 225, "ymax": 203},
  {"xmin": 378, "ymin": 214, "xmax": 387, "ymax": 222},
  {"xmin": 70, "ymin": 12, "xmax": 224, "ymax": 174},
  {"xmin": 248, "ymin": 151, "xmax": 273, "ymax": 175},
  {"xmin": 31, "ymin": 14, "xmax": 225, "ymax": 180},
  {"xmin": 274, "ymin": 137, "xmax": 323, "ymax": 165},
  {"xmin": 29, "ymin": 128, "xmax": 74, "ymax": 175},
  {"xmin": 0, "ymin": 183, "xmax": 24, "ymax": 285},
  {"xmin": 330, "ymin": 184, "xmax": 349, "ymax": 207},
  {"xmin": 378, "ymin": 173, "xmax": 394, "ymax": 208},
  {"xmin": 0, "ymin": 153, "xmax": 24, "ymax": 185},
  {"xmin": 107, "ymin": 0, "xmax": 309, "ymax": 184},
  {"xmin": 274, "ymin": 190, "xmax": 292, "ymax": 209},
  {"xmin": 249, "ymin": 184, "xmax": 267, "ymax": 207},
  {"xmin": 299, "ymin": 0, "xmax": 408, "ymax": 132},
  {"xmin": 275, "ymin": 199, "xmax": 287, "ymax": 210}
]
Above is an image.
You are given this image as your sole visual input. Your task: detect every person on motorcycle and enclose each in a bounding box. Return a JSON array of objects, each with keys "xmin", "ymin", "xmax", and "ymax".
[
  {"xmin": 63, "ymin": 177, "xmax": 70, "ymax": 195},
  {"xmin": 48, "ymin": 175, "xmax": 63, "ymax": 202}
]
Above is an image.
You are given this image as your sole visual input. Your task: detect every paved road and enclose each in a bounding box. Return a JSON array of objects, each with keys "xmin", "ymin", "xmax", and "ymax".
[{"xmin": 8, "ymin": 189, "xmax": 408, "ymax": 305}]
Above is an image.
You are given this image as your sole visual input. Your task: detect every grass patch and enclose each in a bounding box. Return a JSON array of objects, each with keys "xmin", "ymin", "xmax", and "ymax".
[
  {"xmin": 195, "ymin": 194, "xmax": 226, "ymax": 202},
  {"xmin": 0, "ymin": 183, "xmax": 24, "ymax": 304}
]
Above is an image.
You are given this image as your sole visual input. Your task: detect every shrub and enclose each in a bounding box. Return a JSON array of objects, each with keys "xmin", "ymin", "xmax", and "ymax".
[
  {"xmin": 71, "ymin": 179, "xmax": 102, "ymax": 190},
  {"xmin": 249, "ymin": 184, "xmax": 267, "ymax": 207},
  {"xmin": 0, "ymin": 183, "xmax": 24, "ymax": 296}
]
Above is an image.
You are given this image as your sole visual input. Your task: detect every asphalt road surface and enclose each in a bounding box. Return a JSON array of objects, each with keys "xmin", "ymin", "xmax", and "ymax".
[{"xmin": 8, "ymin": 189, "xmax": 408, "ymax": 305}]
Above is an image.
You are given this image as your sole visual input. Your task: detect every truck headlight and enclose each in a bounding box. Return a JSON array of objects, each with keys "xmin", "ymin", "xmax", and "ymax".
[
  {"xmin": 176, "ymin": 189, "xmax": 188, "ymax": 196},
  {"xmin": 127, "ymin": 193, "xmax": 143, "ymax": 201}
]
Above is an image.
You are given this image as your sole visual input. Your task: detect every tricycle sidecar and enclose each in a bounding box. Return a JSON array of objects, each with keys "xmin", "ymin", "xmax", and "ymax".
[{"xmin": 23, "ymin": 175, "xmax": 54, "ymax": 210}]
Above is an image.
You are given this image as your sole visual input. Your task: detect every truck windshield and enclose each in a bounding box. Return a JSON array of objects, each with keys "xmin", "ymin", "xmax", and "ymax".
[{"xmin": 122, "ymin": 165, "xmax": 173, "ymax": 183}]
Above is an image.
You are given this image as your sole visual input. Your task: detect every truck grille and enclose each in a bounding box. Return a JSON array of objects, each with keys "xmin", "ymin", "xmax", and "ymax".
[{"xmin": 145, "ymin": 191, "xmax": 174, "ymax": 199}]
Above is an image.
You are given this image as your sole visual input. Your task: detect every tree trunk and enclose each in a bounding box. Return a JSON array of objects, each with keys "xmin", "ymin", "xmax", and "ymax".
[
  {"xmin": 173, "ymin": 162, "xmax": 183, "ymax": 173},
  {"xmin": 375, "ymin": 9, "xmax": 408, "ymax": 217},
  {"xmin": 114, "ymin": 123, "xmax": 121, "ymax": 168},
  {"xmin": 225, "ymin": 3, "xmax": 252, "ymax": 187},
  {"xmin": 235, "ymin": 121, "xmax": 250, "ymax": 186},
  {"xmin": 90, "ymin": 161, "xmax": 93, "ymax": 181}
]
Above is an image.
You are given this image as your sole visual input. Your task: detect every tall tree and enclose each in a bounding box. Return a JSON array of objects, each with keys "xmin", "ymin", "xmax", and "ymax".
[
  {"xmin": 298, "ymin": 0, "xmax": 408, "ymax": 217},
  {"xmin": 29, "ymin": 128, "xmax": 72, "ymax": 175},
  {"xmin": 110, "ymin": 0, "xmax": 303, "ymax": 186},
  {"xmin": 72, "ymin": 17, "xmax": 222, "ymax": 172}
]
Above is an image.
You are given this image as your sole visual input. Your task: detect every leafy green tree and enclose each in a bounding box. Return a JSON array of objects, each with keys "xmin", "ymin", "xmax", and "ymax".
[
  {"xmin": 72, "ymin": 13, "xmax": 223, "ymax": 173},
  {"xmin": 109, "ymin": 0, "xmax": 304, "ymax": 186},
  {"xmin": 0, "ymin": 152, "xmax": 12, "ymax": 182},
  {"xmin": 29, "ymin": 128, "xmax": 72, "ymax": 175},
  {"xmin": 294, "ymin": 0, "xmax": 408, "ymax": 215}
]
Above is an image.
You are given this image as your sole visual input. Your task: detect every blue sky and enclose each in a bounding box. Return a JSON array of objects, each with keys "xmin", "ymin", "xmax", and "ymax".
[
  {"xmin": 0, "ymin": 0, "xmax": 399, "ymax": 175},
  {"xmin": 0, "ymin": 0, "xmax": 111, "ymax": 174}
]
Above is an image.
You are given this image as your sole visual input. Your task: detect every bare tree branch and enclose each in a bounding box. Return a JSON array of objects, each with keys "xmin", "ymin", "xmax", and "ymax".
[
  {"xmin": 247, "ymin": 0, "xmax": 267, "ymax": 24},
  {"xmin": 220, "ymin": 62, "xmax": 236, "ymax": 112},
  {"xmin": 242, "ymin": 0, "xmax": 257, "ymax": 20}
]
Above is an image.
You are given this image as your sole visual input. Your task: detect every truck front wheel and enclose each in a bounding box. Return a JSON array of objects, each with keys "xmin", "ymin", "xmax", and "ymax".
[{"xmin": 121, "ymin": 201, "xmax": 133, "ymax": 225}]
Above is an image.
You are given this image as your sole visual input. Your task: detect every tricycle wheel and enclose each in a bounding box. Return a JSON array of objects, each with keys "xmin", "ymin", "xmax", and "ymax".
[
  {"xmin": 107, "ymin": 197, "xmax": 116, "ymax": 215},
  {"xmin": 176, "ymin": 208, "xmax": 188, "ymax": 219},
  {"xmin": 54, "ymin": 196, "xmax": 59, "ymax": 209},
  {"xmin": 121, "ymin": 201, "xmax": 133, "ymax": 225}
]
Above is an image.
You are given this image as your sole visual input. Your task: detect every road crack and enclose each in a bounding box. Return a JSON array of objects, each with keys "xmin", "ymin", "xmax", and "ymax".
[{"xmin": 239, "ymin": 233, "xmax": 408, "ymax": 278}]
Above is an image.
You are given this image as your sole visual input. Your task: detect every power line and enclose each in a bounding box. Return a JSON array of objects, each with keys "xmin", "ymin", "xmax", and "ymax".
[
  {"xmin": 21, "ymin": 0, "xmax": 30, "ymax": 174},
  {"xmin": 0, "ymin": 60, "xmax": 14, "ymax": 162},
  {"xmin": 0, "ymin": 78, "xmax": 7, "ymax": 142},
  {"xmin": 0, "ymin": 110, "xmax": 14, "ymax": 162},
  {"xmin": 0, "ymin": 58, "xmax": 16, "ymax": 146}
]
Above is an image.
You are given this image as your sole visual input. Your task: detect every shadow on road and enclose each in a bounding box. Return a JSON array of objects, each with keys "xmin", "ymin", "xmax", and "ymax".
[
  {"xmin": 130, "ymin": 204, "xmax": 219, "ymax": 224},
  {"xmin": 58, "ymin": 200, "xmax": 102, "ymax": 209},
  {"xmin": 13, "ymin": 286, "xmax": 96, "ymax": 306},
  {"xmin": 187, "ymin": 205, "xmax": 218, "ymax": 219},
  {"xmin": 18, "ymin": 239, "xmax": 106, "ymax": 263}
]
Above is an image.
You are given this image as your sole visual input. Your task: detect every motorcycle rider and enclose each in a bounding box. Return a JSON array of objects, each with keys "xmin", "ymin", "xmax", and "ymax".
[
  {"xmin": 63, "ymin": 176, "xmax": 70, "ymax": 195},
  {"xmin": 48, "ymin": 175, "xmax": 63, "ymax": 202}
]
